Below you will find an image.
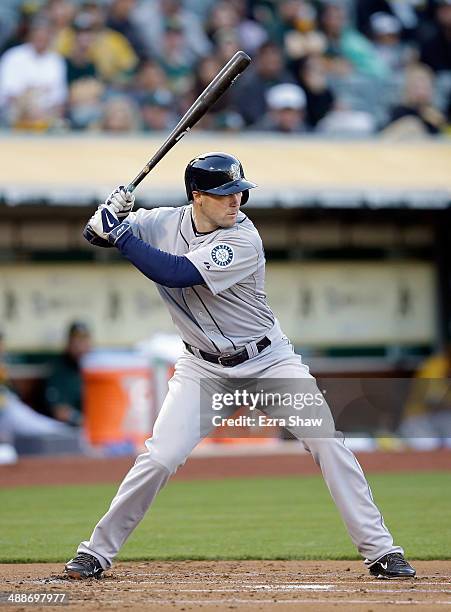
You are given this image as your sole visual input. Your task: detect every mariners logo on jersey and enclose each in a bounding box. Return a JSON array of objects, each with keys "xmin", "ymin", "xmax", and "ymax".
[{"xmin": 210, "ymin": 244, "xmax": 234, "ymax": 267}]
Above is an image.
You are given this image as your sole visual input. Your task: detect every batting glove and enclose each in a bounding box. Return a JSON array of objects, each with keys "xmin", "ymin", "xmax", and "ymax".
[
  {"xmin": 102, "ymin": 185, "xmax": 135, "ymax": 220},
  {"xmin": 86, "ymin": 204, "xmax": 131, "ymax": 245}
]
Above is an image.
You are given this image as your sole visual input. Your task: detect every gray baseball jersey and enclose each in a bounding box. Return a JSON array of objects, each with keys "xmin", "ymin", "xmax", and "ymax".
[{"xmin": 126, "ymin": 205, "xmax": 275, "ymax": 353}]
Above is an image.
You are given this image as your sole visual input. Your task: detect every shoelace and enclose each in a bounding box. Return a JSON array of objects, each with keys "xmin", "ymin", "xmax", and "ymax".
[
  {"xmin": 74, "ymin": 553, "xmax": 98, "ymax": 567},
  {"xmin": 385, "ymin": 553, "xmax": 406, "ymax": 565}
]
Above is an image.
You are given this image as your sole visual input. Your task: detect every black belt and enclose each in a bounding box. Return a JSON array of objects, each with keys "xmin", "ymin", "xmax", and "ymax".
[{"xmin": 184, "ymin": 336, "xmax": 271, "ymax": 367}]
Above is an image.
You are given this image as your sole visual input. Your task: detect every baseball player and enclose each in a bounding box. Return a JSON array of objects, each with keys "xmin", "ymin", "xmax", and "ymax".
[{"xmin": 65, "ymin": 152, "xmax": 415, "ymax": 580}]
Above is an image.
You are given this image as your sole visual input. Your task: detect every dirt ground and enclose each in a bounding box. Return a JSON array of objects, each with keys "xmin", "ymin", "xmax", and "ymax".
[{"xmin": 1, "ymin": 560, "xmax": 450, "ymax": 612}]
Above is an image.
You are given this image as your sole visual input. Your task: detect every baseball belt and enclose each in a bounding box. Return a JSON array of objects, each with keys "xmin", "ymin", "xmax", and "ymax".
[{"xmin": 184, "ymin": 336, "xmax": 271, "ymax": 367}]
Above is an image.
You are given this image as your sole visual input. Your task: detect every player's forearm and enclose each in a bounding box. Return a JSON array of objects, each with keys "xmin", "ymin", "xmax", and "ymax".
[{"xmin": 113, "ymin": 228, "xmax": 204, "ymax": 288}]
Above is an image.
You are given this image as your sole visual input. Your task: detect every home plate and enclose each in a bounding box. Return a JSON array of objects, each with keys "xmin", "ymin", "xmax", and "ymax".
[{"xmin": 252, "ymin": 584, "xmax": 334, "ymax": 591}]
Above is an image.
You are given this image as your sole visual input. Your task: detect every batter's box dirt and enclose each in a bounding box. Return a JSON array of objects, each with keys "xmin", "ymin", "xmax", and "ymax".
[{"xmin": 1, "ymin": 561, "xmax": 450, "ymax": 612}]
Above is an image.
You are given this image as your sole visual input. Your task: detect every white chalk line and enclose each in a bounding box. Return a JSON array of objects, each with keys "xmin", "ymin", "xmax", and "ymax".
[
  {"xmin": 120, "ymin": 586, "xmax": 451, "ymax": 595},
  {"xmin": 122, "ymin": 586, "xmax": 334, "ymax": 593}
]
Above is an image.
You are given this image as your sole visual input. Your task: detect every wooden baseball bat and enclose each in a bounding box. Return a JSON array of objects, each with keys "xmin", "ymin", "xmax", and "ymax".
[{"xmin": 127, "ymin": 51, "xmax": 251, "ymax": 193}]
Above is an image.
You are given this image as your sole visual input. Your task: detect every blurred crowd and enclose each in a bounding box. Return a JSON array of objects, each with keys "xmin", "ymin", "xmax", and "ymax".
[{"xmin": 0, "ymin": 0, "xmax": 450, "ymax": 136}]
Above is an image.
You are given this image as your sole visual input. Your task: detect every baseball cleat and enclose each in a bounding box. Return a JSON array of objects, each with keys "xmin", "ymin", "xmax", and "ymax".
[
  {"xmin": 65, "ymin": 553, "xmax": 104, "ymax": 579},
  {"xmin": 369, "ymin": 553, "xmax": 416, "ymax": 579}
]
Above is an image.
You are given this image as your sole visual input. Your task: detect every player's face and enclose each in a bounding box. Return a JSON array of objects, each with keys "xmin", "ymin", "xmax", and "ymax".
[{"xmin": 193, "ymin": 191, "xmax": 242, "ymax": 231}]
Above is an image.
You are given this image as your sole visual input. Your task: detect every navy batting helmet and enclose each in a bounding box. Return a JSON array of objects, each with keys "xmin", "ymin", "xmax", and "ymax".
[{"xmin": 184, "ymin": 152, "xmax": 257, "ymax": 205}]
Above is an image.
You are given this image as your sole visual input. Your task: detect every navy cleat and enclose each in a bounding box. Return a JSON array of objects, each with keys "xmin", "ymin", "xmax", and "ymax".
[
  {"xmin": 369, "ymin": 553, "xmax": 416, "ymax": 579},
  {"xmin": 65, "ymin": 553, "xmax": 104, "ymax": 579}
]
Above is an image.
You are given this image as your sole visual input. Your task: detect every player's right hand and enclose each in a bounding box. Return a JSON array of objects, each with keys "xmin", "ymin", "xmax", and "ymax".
[{"xmin": 102, "ymin": 185, "xmax": 135, "ymax": 219}]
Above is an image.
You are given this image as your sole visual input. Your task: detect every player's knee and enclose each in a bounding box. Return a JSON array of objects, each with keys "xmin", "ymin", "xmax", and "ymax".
[
  {"xmin": 144, "ymin": 438, "xmax": 188, "ymax": 474},
  {"xmin": 303, "ymin": 435, "xmax": 348, "ymax": 462}
]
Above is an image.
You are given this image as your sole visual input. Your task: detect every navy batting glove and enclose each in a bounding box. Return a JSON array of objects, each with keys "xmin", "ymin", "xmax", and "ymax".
[
  {"xmin": 86, "ymin": 204, "xmax": 131, "ymax": 245},
  {"xmin": 83, "ymin": 223, "xmax": 113, "ymax": 248}
]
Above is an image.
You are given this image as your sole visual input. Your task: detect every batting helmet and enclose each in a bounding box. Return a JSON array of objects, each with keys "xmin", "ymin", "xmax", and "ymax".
[{"xmin": 184, "ymin": 152, "xmax": 257, "ymax": 205}]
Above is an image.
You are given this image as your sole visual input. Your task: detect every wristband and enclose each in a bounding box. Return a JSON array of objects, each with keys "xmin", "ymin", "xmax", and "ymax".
[{"xmin": 107, "ymin": 222, "xmax": 132, "ymax": 245}]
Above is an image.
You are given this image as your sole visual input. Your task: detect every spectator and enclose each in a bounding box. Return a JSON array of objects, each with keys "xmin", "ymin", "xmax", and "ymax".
[
  {"xmin": 212, "ymin": 26, "xmax": 242, "ymax": 65},
  {"xmin": 131, "ymin": 60, "xmax": 169, "ymax": 104},
  {"xmin": 256, "ymin": 82, "xmax": 308, "ymax": 132},
  {"xmin": 65, "ymin": 11, "xmax": 97, "ymax": 85},
  {"xmin": 294, "ymin": 54, "xmax": 335, "ymax": 128},
  {"xmin": 135, "ymin": 59, "xmax": 167, "ymax": 89},
  {"xmin": 370, "ymin": 12, "xmax": 416, "ymax": 73},
  {"xmin": 45, "ymin": 0, "xmax": 76, "ymax": 37},
  {"xmin": 132, "ymin": 0, "xmax": 212, "ymax": 63},
  {"xmin": 68, "ymin": 77, "xmax": 104, "ymax": 130},
  {"xmin": 232, "ymin": 41, "xmax": 294, "ymax": 126},
  {"xmin": 205, "ymin": 1, "xmax": 239, "ymax": 42},
  {"xmin": 205, "ymin": 0, "xmax": 267, "ymax": 56},
  {"xmin": 106, "ymin": 0, "xmax": 147, "ymax": 61},
  {"xmin": 101, "ymin": 95, "xmax": 139, "ymax": 132},
  {"xmin": 420, "ymin": 0, "xmax": 451, "ymax": 72},
  {"xmin": 0, "ymin": 15, "xmax": 67, "ymax": 129},
  {"xmin": 156, "ymin": 19, "xmax": 195, "ymax": 95},
  {"xmin": 45, "ymin": 321, "xmax": 92, "ymax": 427},
  {"xmin": 139, "ymin": 90, "xmax": 177, "ymax": 131},
  {"xmin": 356, "ymin": 0, "xmax": 434, "ymax": 42},
  {"xmin": 284, "ymin": 30, "xmax": 327, "ymax": 65},
  {"xmin": 320, "ymin": 2, "xmax": 389, "ymax": 78},
  {"xmin": 56, "ymin": 3, "xmax": 138, "ymax": 84},
  {"xmin": 385, "ymin": 63, "xmax": 446, "ymax": 134},
  {"xmin": 266, "ymin": 0, "xmax": 320, "ymax": 56},
  {"xmin": 231, "ymin": 0, "xmax": 268, "ymax": 55}
]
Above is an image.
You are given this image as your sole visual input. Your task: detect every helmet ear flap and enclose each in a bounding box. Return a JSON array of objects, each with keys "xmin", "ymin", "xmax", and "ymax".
[{"xmin": 241, "ymin": 190, "xmax": 249, "ymax": 205}]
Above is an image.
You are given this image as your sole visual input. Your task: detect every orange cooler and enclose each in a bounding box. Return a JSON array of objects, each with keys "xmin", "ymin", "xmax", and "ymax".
[{"xmin": 82, "ymin": 352, "xmax": 154, "ymax": 450}]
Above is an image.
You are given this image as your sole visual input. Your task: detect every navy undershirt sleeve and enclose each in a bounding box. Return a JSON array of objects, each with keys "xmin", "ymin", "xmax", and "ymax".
[{"xmin": 114, "ymin": 230, "xmax": 204, "ymax": 288}]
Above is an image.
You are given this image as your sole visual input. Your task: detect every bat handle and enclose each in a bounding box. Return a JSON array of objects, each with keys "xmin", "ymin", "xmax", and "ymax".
[{"xmin": 127, "ymin": 183, "xmax": 136, "ymax": 194}]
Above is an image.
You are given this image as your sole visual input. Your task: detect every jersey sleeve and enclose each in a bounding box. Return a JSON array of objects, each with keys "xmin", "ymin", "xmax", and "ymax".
[
  {"xmin": 125, "ymin": 208, "xmax": 160, "ymax": 242},
  {"xmin": 184, "ymin": 237, "xmax": 259, "ymax": 295}
]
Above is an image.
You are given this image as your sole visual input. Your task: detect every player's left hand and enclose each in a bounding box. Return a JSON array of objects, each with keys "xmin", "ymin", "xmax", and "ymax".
[{"xmin": 87, "ymin": 204, "xmax": 131, "ymax": 245}]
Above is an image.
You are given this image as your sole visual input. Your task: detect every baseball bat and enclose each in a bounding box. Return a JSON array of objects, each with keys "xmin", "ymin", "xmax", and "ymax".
[{"xmin": 127, "ymin": 51, "xmax": 251, "ymax": 193}]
